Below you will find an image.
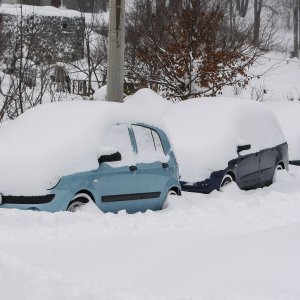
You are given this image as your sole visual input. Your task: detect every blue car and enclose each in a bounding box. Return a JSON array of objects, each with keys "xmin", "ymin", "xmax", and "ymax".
[{"xmin": 0, "ymin": 101, "xmax": 181, "ymax": 213}]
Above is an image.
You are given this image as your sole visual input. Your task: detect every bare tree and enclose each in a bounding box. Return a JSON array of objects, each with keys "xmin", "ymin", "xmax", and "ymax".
[
  {"xmin": 126, "ymin": 0, "xmax": 265, "ymax": 100},
  {"xmin": 236, "ymin": 0, "xmax": 250, "ymax": 17},
  {"xmin": 0, "ymin": 9, "xmax": 52, "ymax": 122},
  {"xmin": 68, "ymin": 11, "xmax": 108, "ymax": 96}
]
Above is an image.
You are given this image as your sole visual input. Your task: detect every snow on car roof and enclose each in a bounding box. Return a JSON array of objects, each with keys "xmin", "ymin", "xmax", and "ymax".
[
  {"xmin": 266, "ymin": 101, "xmax": 300, "ymax": 161},
  {"xmin": 124, "ymin": 88, "xmax": 174, "ymax": 115},
  {"xmin": 164, "ymin": 97, "xmax": 286, "ymax": 182},
  {"xmin": 0, "ymin": 100, "xmax": 162, "ymax": 196}
]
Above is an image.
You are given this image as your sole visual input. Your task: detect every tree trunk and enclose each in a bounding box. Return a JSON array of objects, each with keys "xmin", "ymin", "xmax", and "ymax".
[
  {"xmin": 236, "ymin": 0, "xmax": 249, "ymax": 17},
  {"xmin": 253, "ymin": 0, "xmax": 263, "ymax": 47},
  {"xmin": 294, "ymin": 0, "xmax": 299, "ymax": 57}
]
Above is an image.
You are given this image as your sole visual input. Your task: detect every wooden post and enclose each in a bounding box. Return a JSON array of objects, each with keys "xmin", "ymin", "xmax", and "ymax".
[{"xmin": 106, "ymin": 0, "xmax": 125, "ymax": 102}]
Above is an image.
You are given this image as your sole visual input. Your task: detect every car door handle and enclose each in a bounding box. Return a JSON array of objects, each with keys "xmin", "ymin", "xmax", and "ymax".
[
  {"xmin": 129, "ymin": 165, "xmax": 138, "ymax": 172},
  {"xmin": 162, "ymin": 163, "xmax": 169, "ymax": 169}
]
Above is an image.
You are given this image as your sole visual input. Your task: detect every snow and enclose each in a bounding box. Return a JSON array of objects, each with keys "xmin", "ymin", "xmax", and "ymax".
[
  {"xmin": 222, "ymin": 52, "xmax": 300, "ymax": 102},
  {"xmin": 266, "ymin": 101, "xmax": 300, "ymax": 161},
  {"xmin": 93, "ymin": 85, "xmax": 107, "ymax": 101},
  {"xmin": 0, "ymin": 4, "xmax": 82, "ymax": 18},
  {"xmin": 0, "ymin": 101, "xmax": 163, "ymax": 195},
  {"xmin": 124, "ymin": 88, "xmax": 174, "ymax": 115},
  {"xmin": 0, "ymin": 5, "xmax": 300, "ymax": 299},
  {"xmin": 0, "ymin": 166, "xmax": 300, "ymax": 300},
  {"xmin": 163, "ymin": 97, "xmax": 286, "ymax": 182}
]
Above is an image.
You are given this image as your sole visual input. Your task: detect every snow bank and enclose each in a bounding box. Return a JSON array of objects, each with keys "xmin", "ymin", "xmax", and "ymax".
[
  {"xmin": 1, "ymin": 167, "xmax": 300, "ymax": 300},
  {"xmin": 124, "ymin": 88, "xmax": 173, "ymax": 115},
  {"xmin": 93, "ymin": 85, "xmax": 107, "ymax": 101},
  {"xmin": 222, "ymin": 52, "xmax": 300, "ymax": 102},
  {"xmin": 0, "ymin": 101, "xmax": 162, "ymax": 196},
  {"xmin": 267, "ymin": 101, "xmax": 300, "ymax": 161},
  {"xmin": 164, "ymin": 97, "xmax": 285, "ymax": 182}
]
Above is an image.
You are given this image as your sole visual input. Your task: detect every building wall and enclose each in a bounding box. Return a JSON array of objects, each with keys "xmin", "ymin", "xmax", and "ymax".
[
  {"xmin": 1, "ymin": 0, "xmax": 19, "ymax": 4},
  {"xmin": 0, "ymin": 12, "xmax": 85, "ymax": 63}
]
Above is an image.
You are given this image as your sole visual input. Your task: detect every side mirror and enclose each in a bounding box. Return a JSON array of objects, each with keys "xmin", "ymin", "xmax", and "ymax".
[
  {"xmin": 237, "ymin": 144, "xmax": 251, "ymax": 154},
  {"xmin": 98, "ymin": 151, "xmax": 122, "ymax": 165}
]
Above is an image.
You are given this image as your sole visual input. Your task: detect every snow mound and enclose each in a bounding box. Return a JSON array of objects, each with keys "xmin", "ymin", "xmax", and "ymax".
[
  {"xmin": 124, "ymin": 88, "xmax": 173, "ymax": 115},
  {"xmin": 93, "ymin": 85, "xmax": 107, "ymax": 101},
  {"xmin": 164, "ymin": 97, "xmax": 286, "ymax": 182},
  {"xmin": 0, "ymin": 101, "xmax": 161, "ymax": 196},
  {"xmin": 266, "ymin": 101, "xmax": 300, "ymax": 161}
]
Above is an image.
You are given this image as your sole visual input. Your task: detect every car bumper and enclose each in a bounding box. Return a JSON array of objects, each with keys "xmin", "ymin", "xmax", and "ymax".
[
  {"xmin": 0, "ymin": 190, "xmax": 73, "ymax": 212},
  {"xmin": 180, "ymin": 170, "xmax": 225, "ymax": 194}
]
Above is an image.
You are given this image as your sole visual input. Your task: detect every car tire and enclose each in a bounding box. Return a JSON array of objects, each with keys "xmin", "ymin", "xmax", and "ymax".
[
  {"xmin": 162, "ymin": 190, "xmax": 178, "ymax": 209},
  {"xmin": 220, "ymin": 174, "xmax": 234, "ymax": 190},
  {"xmin": 67, "ymin": 193, "xmax": 92, "ymax": 212},
  {"xmin": 272, "ymin": 164, "xmax": 284, "ymax": 183}
]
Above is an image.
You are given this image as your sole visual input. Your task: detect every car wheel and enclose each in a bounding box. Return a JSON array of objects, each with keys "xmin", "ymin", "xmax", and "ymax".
[
  {"xmin": 272, "ymin": 164, "xmax": 284, "ymax": 183},
  {"xmin": 67, "ymin": 193, "xmax": 91, "ymax": 212},
  {"xmin": 220, "ymin": 174, "xmax": 234, "ymax": 190},
  {"xmin": 162, "ymin": 190, "xmax": 178, "ymax": 209}
]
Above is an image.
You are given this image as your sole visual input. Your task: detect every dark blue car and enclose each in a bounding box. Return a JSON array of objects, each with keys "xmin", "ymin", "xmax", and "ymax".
[{"xmin": 164, "ymin": 97, "xmax": 289, "ymax": 193}]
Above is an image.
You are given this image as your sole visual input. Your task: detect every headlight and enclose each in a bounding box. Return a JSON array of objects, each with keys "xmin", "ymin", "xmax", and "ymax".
[{"xmin": 47, "ymin": 176, "xmax": 61, "ymax": 190}]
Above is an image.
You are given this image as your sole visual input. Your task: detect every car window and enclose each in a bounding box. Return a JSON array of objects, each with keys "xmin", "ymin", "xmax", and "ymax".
[
  {"xmin": 132, "ymin": 125, "xmax": 166, "ymax": 162},
  {"xmin": 102, "ymin": 124, "xmax": 134, "ymax": 164},
  {"xmin": 151, "ymin": 130, "xmax": 166, "ymax": 156},
  {"xmin": 237, "ymin": 106, "xmax": 285, "ymax": 153}
]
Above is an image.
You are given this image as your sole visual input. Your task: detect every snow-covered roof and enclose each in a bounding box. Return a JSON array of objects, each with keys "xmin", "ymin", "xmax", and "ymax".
[
  {"xmin": 163, "ymin": 97, "xmax": 286, "ymax": 182},
  {"xmin": 0, "ymin": 4, "xmax": 109, "ymax": 23},
  {"xmin": 0, "ymin": 100, "xmax": 162, "ymax": 196},
  {"xmin": 0, "ymin": 4, "xmax": 82, "ymax": 17}
]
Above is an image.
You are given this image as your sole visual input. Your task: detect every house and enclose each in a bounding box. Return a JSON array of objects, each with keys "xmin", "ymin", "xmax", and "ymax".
[
  {"xmin": 0, "ymin": 5, "xmax": 85, "ymax": 64},
  {"xmin": 0, "ymin": 0, "xmax": 108, "ymax": 12}
]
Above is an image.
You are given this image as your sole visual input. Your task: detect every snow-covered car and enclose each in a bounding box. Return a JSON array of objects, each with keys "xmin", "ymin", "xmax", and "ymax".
[
  {"xmin": 267, "ymin": 101, "xmax": 300, "ymax": 166},
  {"xmin": 163, "ymin": 97, "xmax": 288, "ymax": 193},
  {"xmin": 0, "ymin": 101, "xmax": 181, "ymax": 213}
]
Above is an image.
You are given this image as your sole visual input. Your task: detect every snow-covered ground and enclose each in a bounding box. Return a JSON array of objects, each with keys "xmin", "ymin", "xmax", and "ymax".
[
  {"xmin": 0, "ymin": 166, "xmax": 300, "ymax": 300},
  {"xmin": 223, "ymin": 51, "xmax": 300, "ymax": 102}
]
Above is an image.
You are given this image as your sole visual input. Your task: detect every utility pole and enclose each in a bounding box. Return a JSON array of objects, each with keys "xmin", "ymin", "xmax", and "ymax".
[
  {"xmin": 106, "ymin": 0, "xmax": 125, "ymax": 102},
  {"xmin": 294, "ymin": 0, "xmax": 299, "ymax": 58}
]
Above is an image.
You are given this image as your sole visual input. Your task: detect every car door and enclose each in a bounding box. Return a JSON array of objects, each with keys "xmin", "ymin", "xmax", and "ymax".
[
  {"xmin": 259, "ymin": 148, "xmax": 276, "ymax": 186},
  {"xmin": 93, "ymin": 123, "xmax": 142, "ymax": 213},
  {"xmin": 131, "ymin": 125, "xmax": 170, "ymax": 211},
  {"xmin": 235, "ymin": 151, "xmax": 261, "ymax": 190}
]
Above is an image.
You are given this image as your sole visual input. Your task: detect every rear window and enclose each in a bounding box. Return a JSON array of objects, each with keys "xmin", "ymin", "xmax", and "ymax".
[{"xmin": 132, "ymin": 125, "xmax": 167, "ymax": 162}]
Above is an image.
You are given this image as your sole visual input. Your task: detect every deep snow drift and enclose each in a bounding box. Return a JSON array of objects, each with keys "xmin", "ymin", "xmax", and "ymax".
[{"xmin": 0, "ymin": 167, "xmax": 299, "ymax": 300}]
